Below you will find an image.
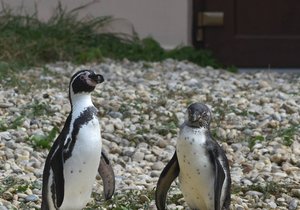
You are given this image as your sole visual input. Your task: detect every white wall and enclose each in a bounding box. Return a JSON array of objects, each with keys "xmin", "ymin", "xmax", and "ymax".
[{"xmin": 1, "ymin": 0, "xmax": 192, "ymax": 49}]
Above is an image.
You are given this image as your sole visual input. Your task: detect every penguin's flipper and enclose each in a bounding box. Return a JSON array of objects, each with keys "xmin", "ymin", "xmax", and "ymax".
[
  {"xmin": 155, "ymin": 152, "xmax": 180, "ymax": 210},
  {"xmin": 50, "ymin": 146, "xmax": 65, "ymax": 208},
  {"xmin": 98, "ymin": 151, "xmax": 115, "ymax": 200},
  {"xmin": 208, "ymin": 148, "xmax": 225, "ymax": 210}
]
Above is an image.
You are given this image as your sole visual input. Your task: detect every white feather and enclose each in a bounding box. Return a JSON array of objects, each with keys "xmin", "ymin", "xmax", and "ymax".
[
  {"xmin": 177, "ymin": 126, "xmax": 215, "ymax": 210},
  {"xmin": 47, "ymin": 93, "xmax": 102, "ymax": 210},
  {"xmin": 60, "ymin": 116, "xmax": 101, "ymax": 209}
]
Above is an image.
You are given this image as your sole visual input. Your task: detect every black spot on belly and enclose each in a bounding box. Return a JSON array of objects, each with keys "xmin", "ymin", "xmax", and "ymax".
[
  {"xmin": 188, "ymin": 161, "xmax": 190, "ymax": 165},
  {"xmin": 83, "ymin": 161, "xmax": 86, "ymax": 165},
  {"xmin": 70, "ymin": 170, "xmax": 73, "ymax": 174},
  {"xmin": 204, "ymin": 164, "xmax": 207, "ymax": 168},
  {"xmin": 79, "ymin": 170, "xmax": 82, "ymax": 173}
]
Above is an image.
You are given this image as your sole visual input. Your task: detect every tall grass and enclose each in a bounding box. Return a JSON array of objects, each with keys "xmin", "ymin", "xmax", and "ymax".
[{"xmin": 0, "ymin": 2, "xmax": 220, "ymax": 71}]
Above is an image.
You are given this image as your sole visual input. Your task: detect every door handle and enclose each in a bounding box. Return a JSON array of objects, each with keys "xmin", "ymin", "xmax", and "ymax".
[{"xmin": 198, "ymin": 12, "xmax": 224, "ymax": 27}]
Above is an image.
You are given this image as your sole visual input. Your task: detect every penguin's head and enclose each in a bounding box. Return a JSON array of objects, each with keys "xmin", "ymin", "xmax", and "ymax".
[
  {"xmin": 186, "ymin": 102, "xmax": 211, "ymax": 128},
  {"xmin": 69, "ymin": 69, "xmax": 104, "ymax": 96}
]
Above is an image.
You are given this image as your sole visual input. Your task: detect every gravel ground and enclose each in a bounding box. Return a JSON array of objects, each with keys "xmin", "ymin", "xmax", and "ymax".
[{"xmin": 0, "ymin": 59, "xmax": 300, "ymax": 210}]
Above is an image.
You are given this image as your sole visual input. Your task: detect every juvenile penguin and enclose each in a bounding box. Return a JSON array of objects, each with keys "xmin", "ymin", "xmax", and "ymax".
[
  {"xmin": 156, "ymin": 103, "xmax": 231, "ymax": 210},
  {"xmin": 41, "ymin": 70, "xmax": 115, "ymax": 210}
]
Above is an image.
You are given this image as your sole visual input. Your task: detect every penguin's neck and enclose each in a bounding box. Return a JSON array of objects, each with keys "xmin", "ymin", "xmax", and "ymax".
[
  {"xmin": 70, "ymin": 93, "xmax": 94, "ymax": 118},
  {"xmin": 189, "ymin": 126, "xmax": 207, "ymax": 136},
  {"xmin": 181, "ymin": 124, "xmax": 209, "ymax": 142}
]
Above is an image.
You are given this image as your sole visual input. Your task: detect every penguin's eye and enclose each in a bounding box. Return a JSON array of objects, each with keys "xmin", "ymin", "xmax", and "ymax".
[{"xmin": 80, "ymin": 75, "xmax": 85, "ymax": 81}]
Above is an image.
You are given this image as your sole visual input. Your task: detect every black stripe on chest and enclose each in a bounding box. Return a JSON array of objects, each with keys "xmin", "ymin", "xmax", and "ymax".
[{"xmin": 63, "ymin": 106, "xmax": 98, "ymax": 161}]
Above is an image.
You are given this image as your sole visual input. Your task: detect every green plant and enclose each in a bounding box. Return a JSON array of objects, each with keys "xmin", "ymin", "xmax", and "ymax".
[
  {"xmin": 16, "ymin": 184, "xmax": 29, "ymax": 193},
  {"xmin": 233, "ymin": 181, "xmax": 290, "ymax": 200},
  {"xmin": 0, "ymin": 177, "xmax": 42, "ymax": 209},
  {"xmin": 277, "ymin": 125, "xmax": 299, "ymax": 146},
  {"xmin": 0, "ymin": 119, "xmax": 7, "ymax": 131},
  {"xmin": 247, "ymin": 181, "xmax": 285, "ymax": 199},
  {"xmin": 0, "ymin": 176, "xmax": 34, "ymax": 195},
  {"xmin": 168, "ymin": 193, "xmax": 184, "ymax": 205},
  {"xmin": 9, "ymin": 115, "xmax": 25, "ymax": 129},
  {"xmin": 248, "ymin": 135, "xmax": 264, "ymax": 151},
  {"xmin": 0, "ymin": 115, "xmax": 25, "ymax": 131},
  {"xmin": 165, "ymin": 46, "xmax": 219, "ymax": 68},
  {"xmin": 86, "ymin": 189, "xmax": 154, "ymax": 210},
  {"xmin": 157, "ymin": 121, "xmax": 177, "ymax": 136},
  {"xmin": 28, "ymin": 100, "xmax": 55, "ymax": 117},
  {"xmin": 0, "ymin": 2, "xmax": 114, "ymax": 67},
  {"xmin": 0, "ymin": 2, "xmax": 223, "ymax": 84},
  {"xmin": 28, "ymin": 126, "xmax": 59, "ymax": 149}
]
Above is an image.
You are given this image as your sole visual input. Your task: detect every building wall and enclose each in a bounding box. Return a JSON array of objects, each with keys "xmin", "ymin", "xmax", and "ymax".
[{"xmin": 1, "ymin": 0, "xmax": 192, "ymax": 49}]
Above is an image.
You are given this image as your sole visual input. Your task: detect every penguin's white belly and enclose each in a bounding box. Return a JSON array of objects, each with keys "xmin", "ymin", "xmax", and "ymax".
[
  {"xmin": 177, "ymin": 128, "xmax": 215, "ymax": 210},
  {"xmin": 61, "ymin": 118, "xmax": 102, "ymax": 209}
]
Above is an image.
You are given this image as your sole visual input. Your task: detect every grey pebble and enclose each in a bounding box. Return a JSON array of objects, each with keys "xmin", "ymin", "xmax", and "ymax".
[
  {"xmin": 1, "ymin": 60, "xmax": 300, "ymax": 209},
  {"xmin": 25, "ymin": 194, "xmax": 39, "ymax": 202},
  {"xmin": 289, "ymin": 199, "xmax": 298, "ymax": 210},
  {"xmin": 150, "ymin": 171, "xmax": 161, "ymax": 177},
  {"xmin": 108, "ymin": 111, "xmax": 123, "ymax": 119},
  {"xmin": 246, "ymin": 191, "xmax": 263, "ymax": 196},
  {"xmin": 0, "ymin": 132, "xmax": 11, "ymax": 140},
  {"xmin": 151, "ymin": 161, "xmax": 165, "ymax": 170},
  {"xmin": 132, "ymin": 151, "xmax": 144, "ymax": 162},
  {"xmin": 0, "ymin": 206, "xmax": 8, "ymax": 210}
]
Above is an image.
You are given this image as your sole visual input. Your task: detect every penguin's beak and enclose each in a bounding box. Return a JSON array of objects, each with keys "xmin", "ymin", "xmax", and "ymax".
[
  {"xmin": 89, "ymin": 74, "xmax": 104, "ymax": 84},
  {"xmin": 189, "ymin": 111, "xmax": 200, "ymax": 122}
]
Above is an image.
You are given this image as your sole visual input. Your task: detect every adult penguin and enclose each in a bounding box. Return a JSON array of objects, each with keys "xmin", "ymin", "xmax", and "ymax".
[
  {"xmin": 41, "ymin": 70, "xmax": 115, "ymax": 210},
  {"xmin": 156, "ymin": 103, "xmax": 231, "ymax": 210}
]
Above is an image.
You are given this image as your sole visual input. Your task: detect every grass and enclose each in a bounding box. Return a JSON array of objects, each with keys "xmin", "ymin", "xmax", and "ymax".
[
  {"xmin": 28, "ymin": 126, "xmax": 59, "ymax": 149},
  {"xmin": 259, "ymin": 125, "xmax": 299, "ymax": 147},
  {"xmin": 0, "ymin": 2, "xmax": 221, "ymax": 83},
  {"xmin": 86, "ymin": 189, "xmax": 184, "ymax": 210},
  {"xmin": 27, "ymin": 99, "xmax": 55, "ymax": 117},
  {"xmin": 0, "ymin": 115, "xmax": 25, "ymax": 131},
  {"xmin": 85, "ymin": 189, "xmax": 155, "ymax": 210},
  {"xmin": 0, "ymin": 176, "xmax": 41, "ymax": 197},
  {"xmin": 277, "ymin": 125, "xmax": 299, "ymax": 146},
  {"xmin": 0, "ymin": 176, "xmax": 42, "ymax": 209},
  {"xmin": 248, "ymin": 135, "xmax": 265, "ymax": 151},
  {"xmin": 157, "ymin": 121, "xmax": 178, "ymax": 136},
  {"xmin": 232, "ymin": 181, "xmax": 290, "ymax": 200},
  {"xmin": 247, "ymin": 125, "xmax": 299, "ymax": 150}
]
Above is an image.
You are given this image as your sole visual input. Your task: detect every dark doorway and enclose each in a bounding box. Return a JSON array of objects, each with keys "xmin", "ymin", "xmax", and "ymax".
[{"xmin": 193, "ymin": 0, "xmax": 300, "ymax": 68}]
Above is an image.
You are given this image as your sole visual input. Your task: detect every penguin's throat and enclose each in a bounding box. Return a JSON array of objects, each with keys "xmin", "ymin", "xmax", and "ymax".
[
  {"xmin": 181, "ymin": 124, "xmax": 208, "ymax": 136},
  {"xmin": 71, "ymin": 93, "xmax": 94, "ymax": 111},
  {"xmin": 187, "ymin": 120, "xmax": 208, "ymax": 129}
]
